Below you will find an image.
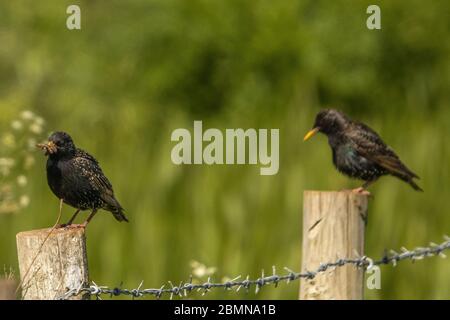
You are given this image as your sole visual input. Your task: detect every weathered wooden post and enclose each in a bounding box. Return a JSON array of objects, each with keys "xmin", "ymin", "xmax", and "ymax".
[
  {"xmin": 0, "ymin": 279, "xmax": 16, "ymax": 300},
  {"xmin": 16, "ymin": 227, "xmax": 89, "ymax": 300},
  {"xmin": 300, "ymin": 191, "xmax": 368, "ymax": 300}
]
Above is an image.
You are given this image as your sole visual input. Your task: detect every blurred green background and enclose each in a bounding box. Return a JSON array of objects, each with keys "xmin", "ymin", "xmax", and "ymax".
[{"xmin": 0, "ymin": 0, "xmax": 449, "ymax": 299}]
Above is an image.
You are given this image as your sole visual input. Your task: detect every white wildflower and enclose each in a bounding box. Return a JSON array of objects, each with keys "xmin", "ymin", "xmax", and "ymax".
[
  {"xmin": 24, "ymin": 155, "xmax": 35, "ymax": 170},
  {"xmin": 11, "ymin": 120, "xmax": 23, "ymax": 130},
  {"xmin": 0, "ymin": 158, "xmax": 15, "ymax": 168},
  {"xmin": 29, "ymin": 123, "xmax": 42, "ymax": 134},
  {"xmin": 19, "ymin": 195, "xmax": 30, "ymax": 208},
  {"xmin": 27, "ymin": 138, "xmax": 36, "ymax": 149},
  {"xmin": 2, "ymin": 133, "xmax": 15, "ymax": 147},
  {"xmin": 190, "ymin": 260, "xmax": 217, "ymax": 278},
  {"xmin": 0, "ymin": 158, "xmax": 14, "ymax": 177},
  {"xmin": 34, "ymin": 116, "xmax": 45, "ymax": 126},
  {"xmin": 17, "ymin": 175, "xmax": 28, "ymax": 187},
  {"xmin": 21, "ymin": 110, "xmax": 35, "ymax": 120}
]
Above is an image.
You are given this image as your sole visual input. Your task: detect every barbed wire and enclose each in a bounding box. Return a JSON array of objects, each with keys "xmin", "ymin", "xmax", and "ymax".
[{"xmin": 58, "ymin": 236, "xmax": 450, "ymax": 300}]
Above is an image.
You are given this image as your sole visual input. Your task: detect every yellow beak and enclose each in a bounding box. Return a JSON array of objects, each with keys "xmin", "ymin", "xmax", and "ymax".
[{"xmin": 303, "ymin": 127, "xmax": 319, "ymax": 141}]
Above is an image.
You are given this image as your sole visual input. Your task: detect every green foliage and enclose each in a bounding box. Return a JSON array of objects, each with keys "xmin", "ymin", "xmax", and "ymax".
[{"xmin": 0, "ymin": 0, "xmax": 449, "ymax": 299}]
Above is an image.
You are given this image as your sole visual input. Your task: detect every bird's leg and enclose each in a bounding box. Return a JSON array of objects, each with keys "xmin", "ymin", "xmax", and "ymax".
[
  {"xmin": 352, "ymin": 187, "xmax": 371, "ymax": 196},
  {"xmin": 352, "ymin": 178, "xmax": 378, "ymax": 196},
  {"xmin": 362, "ymin": 178, "xmax": 378, "ymax": 189},
  {"xmin": 62, "ymin": 209, "xmax": 81, "ymax": 228},
  {"xmin": 80, "ymin": 209, "xmax": 98, "ymax": 228}
]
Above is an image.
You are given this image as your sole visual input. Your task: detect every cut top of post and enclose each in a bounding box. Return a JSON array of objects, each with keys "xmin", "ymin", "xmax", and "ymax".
[
  {"xmin": 16, "ymin": 227, "xmax": 89, "ymax": 300},
  {"xmin": 300, "ymin": 190, "xmax": 369, "ymax": 300}
]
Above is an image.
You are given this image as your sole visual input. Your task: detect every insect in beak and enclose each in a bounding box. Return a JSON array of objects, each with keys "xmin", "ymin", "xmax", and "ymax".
[{"xmin": 36, "ymin": 141, "xmax": 57, "ymax": 155}]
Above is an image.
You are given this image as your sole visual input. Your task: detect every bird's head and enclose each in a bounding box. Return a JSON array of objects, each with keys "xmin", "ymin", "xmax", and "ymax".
[
  {"xmin": 37, "ymin": 131, "xmax": 76, "ymax": 158},
  {"xmin": 304, "ymin": 109, "xmax": 349, "ymax": 141}
]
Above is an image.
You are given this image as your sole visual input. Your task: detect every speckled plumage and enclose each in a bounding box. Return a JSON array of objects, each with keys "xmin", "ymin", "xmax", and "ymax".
[
  {"xmin": 40, "ymin": 131, "xmax": 128, "ymax": 225},
  {"xmin": 305, "ymin": 109, "xmax": 423, "ymax": 191}
]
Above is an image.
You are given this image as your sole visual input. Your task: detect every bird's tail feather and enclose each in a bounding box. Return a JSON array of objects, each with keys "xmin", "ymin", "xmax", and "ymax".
[
  {"xmin": 112, "ymin": 207, "xmax": 129, "ymax": 222},
  {"xmin": 391, "ymin": 171, "xmax": 423, "ymax": 192},
  {"xmin": 408, "ymin": 179, "xmax": 423, "ymax": 192},
  {"xmin": 104, "ymin": 195, "xmax": 129, "ymax": 222}
]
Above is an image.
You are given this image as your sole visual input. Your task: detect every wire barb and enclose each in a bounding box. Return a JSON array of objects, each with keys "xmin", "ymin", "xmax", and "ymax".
[{"xmin": 57, "ymin": 237, "xmax": 450, "ymax": 300}]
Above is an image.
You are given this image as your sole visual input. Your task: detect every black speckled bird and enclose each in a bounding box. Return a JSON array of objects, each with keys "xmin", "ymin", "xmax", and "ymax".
[
  {"xmin": 304, "ymin": 109, "xmax": 422, "ymax": 193},
  {"xmin": 37, "ymin": 131, "xmax": 128, "ymax": 227}
]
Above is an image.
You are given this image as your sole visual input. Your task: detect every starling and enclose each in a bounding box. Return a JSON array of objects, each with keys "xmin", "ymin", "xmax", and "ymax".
[
  {"xmin": 304, "ymin": 109, "xmax": 422, "ymax": 193},
  {"xmin": 37, "ymin": 131, "xmax": 128, "ymax": 227}
]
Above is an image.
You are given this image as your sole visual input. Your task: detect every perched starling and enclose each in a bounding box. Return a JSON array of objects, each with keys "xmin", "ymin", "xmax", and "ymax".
[
  {"xmin": 304, "ymin": 109, "xmax": 422, "ymax": 193},
  {"xmin": 37, "ymin": 131, "xmax": 128, "ymax": 227}
]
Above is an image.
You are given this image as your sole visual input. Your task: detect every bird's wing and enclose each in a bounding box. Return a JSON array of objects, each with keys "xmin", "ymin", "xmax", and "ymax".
[
  {"xmin": 75, "ymin": 149, "xmax": 100, "ymax": 165},
  {"xmin": 348, "ymin": 122, "xmax": 419, "ymax": 179},
  {"xmin": 74, "ymin": 149, "xmax": 114, "ymax": 195}
]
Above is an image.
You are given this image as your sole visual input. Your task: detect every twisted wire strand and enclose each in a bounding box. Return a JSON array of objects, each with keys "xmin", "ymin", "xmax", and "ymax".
[{"xmin": 58, "ymin": 236, "xmax": 450, "ymax": 300}]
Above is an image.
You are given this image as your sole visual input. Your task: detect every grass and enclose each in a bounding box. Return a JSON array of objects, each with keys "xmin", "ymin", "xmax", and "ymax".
[{"xmin": 0, "ymin": 0, "xmax": 449, "ymax": 299}]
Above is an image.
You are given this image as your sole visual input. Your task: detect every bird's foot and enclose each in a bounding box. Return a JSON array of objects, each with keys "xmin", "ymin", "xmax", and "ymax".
[
  {"xmin": 351, "ymin": 187, "xmax": 372, "ymax": 196},
  {"xmin": 70, "ymin": 223, "xmax": 86, "ymax": 229},
  {"xmin": 80, "ymin": 221, "xmax": 88, "ymax": 229},
  {"xmin": 57, "ymin": 223, "xmax": 86, "ymax": 229}
]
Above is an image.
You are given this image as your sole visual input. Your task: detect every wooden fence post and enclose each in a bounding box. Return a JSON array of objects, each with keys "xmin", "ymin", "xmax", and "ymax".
[
  {"xmin": 299, "ymin": 191, "xmax": 368, "ymax": 300},
  {"xmin": 16, "ymin": 227, "xmax": 89, "ymax": 300}
]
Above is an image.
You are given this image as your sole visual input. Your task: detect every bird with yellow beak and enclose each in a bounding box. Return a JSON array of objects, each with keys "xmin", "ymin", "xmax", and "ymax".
[{"xmin": 303, "ymin": 109, "xmax": 422, "ymax": 193}]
